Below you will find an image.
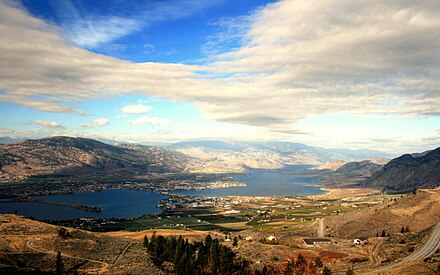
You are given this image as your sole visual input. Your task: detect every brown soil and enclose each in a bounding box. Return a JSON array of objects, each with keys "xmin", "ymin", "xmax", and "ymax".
[{"xmin": 325, "ymin": 188, "xmax": 440, "ymax": 238}]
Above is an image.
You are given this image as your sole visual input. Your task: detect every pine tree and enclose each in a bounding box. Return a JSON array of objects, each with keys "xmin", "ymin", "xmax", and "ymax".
[
  {"xmin": 210, "ymin": 240, "xmax": 219, "ymax": 274},
  {"xmin": 346, "ymin": 267, "xmax": 355, "ymax": 275},
  {"xmin": 143, "ymin": 235, "xmax": 149, "ymax": 248},
  {"xmin": 233, "ymin": 236, "xmax": 238, "ymax": 247},
  {"xmin": 315, "ymin": 256, "xmax": 323, "ymax": 267},
  {"xmin": 56, "ymin": 251, "xmax": 64, "ymax": 275},
  {"xmin": 323, "ymin": 266, "xmax": 332, "ymax": 275}
]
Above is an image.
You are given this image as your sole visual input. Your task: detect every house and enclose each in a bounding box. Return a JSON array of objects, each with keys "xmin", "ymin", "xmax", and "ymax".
[
  {"xmin": 303, "ymin": 238, "xmax": 332, "ymax": 246},
  {"xmin": 353, "ymin": 237, "xmax": 368, "ymax": 245},
  {"xmin": 267, "ymin": 236, "xmax": 277, "ymax": 242}
]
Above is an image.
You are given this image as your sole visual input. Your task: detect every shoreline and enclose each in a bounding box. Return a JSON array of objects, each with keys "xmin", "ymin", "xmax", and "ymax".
[{"xmin": 308, "ymin": 187, "xmax": 381, "ymax": 200}]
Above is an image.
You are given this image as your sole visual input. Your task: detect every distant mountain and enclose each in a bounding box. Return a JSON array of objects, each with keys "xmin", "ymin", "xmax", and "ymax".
[
  {"xmin": 336, "ymin": 160, "xmax": 383, "ymax": 177},
  {"xmin": 361, "ymin": 147, "xmax": 440, "ymax": 192},
  {"xmin": 171, "ymin": 140, "xmax": 247, "ymax": 151},
  {"xmin": 314, "ymin": 160, "xmax": 348, "ymax": 171},
  {"xmin": 0, "ymin": 136, "xmax": 190, "ymax": 182},
  {"xmin": 171, "ymin": 140, "xmax": 393, "ymax": 173},
  {"xmin": 0, "ymin": 137, "xmax": 23, "ymax": 144}
]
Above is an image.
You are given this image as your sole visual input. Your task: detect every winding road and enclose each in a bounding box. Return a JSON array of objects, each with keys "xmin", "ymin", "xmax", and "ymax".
[
  {"xmin": 379, "ymin": 222, "xmax": 440, "ymax": 271},
  {"xmin": 26, "ymin": 239, "xmax": 110, "ymax": 274}
]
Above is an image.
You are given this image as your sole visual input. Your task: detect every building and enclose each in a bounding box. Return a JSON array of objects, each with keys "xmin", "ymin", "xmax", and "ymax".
[{"xmin": 303, "ymin": 238, "xmax": 332, "ymax": 246}]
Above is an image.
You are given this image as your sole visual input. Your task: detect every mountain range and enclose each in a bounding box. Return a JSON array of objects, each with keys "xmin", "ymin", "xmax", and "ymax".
[
  {"xmin": 171, "ymin": 140, "xmax": 392, "ymax": 173},
  {"xmin": 0, "ymin": 136, "xmax": 189, "ymax": 182},
  {"xmin": 361, "ymin": 147, "xmax": 440, "ymax": 192},
  {"xmin": 0, "ymin": 137, "xmax": 392, "ymax": 182},
  {"xmin": 1, "ymin": 136, "xmax": 439, "ymax": 193}
]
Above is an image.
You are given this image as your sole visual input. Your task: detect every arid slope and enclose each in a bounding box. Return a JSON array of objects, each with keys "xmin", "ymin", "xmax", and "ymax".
[{"xmin": 325, "ymin": 188, "xmax": 440, "ymax": 238}]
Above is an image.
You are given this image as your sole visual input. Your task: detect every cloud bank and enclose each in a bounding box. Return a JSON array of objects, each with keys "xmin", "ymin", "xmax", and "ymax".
[
  {"xmin": 1, "ymin": 0, "xmax": 440, "ymax": 137},
  {"xmin": 31, "ymin": 120, "xmax": 65, "ymax": 129}
]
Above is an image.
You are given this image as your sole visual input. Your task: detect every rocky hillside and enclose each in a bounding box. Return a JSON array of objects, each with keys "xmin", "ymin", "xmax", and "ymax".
[
  {"xmin": 361, "ymin": 147, "xmax": 440, "ymax": 192},
  {"xmin": 0, "ymin": 136, "xmax": 190, "ymax": 182},
  {"xmin": 336, "ymin": 160, "xmax": 383, "ymax": 177},
  {"xmin": 325, "ymin": 188, "xmax": 440, "ymax": 238},
  {"xmin": 172, "ymin": 140, "xmax": 391, "ymax": 173}
]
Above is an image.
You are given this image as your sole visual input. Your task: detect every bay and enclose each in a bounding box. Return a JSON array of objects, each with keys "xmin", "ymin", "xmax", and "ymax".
[
  {"xmin": 173, "ymin": 170, "xmax": 324, "ymax": 197},
  {"xmin": 0, "ymin": 189, "xmax": 165, "ymax": 220}
]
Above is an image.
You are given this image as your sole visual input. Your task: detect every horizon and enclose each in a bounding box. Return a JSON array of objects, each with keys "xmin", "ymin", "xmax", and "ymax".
[{"xmin": 1, "ymin": 0, "xmax": 440, "ymax": 155}]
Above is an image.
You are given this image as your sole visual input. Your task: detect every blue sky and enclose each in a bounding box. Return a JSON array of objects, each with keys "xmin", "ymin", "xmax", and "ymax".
[{"xmin": 0, "ymin": 0, "xmax": 440, "ymax": 154}]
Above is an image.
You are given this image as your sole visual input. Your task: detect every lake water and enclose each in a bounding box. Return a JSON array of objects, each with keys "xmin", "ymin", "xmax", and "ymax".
[
  {"xmin": 174, "ymin": 170, "xmax": 324, "ymax": 197},
  {"xmin": 0, "ymin": 189, "xmax": 165, "ymax": 220},
  {"xmin": 0, "ymin": 171, "xmax": 324, "ymax": 220}
]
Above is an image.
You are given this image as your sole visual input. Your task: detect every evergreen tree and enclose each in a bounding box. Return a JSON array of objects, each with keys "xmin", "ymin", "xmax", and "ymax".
[
  {"xmin": 205, "ymin": 234, "xmax": 212, "ymax": 248},
  {"xmin": 315, "ymin": 256, "xmax": 323, "ymax": 267},
  {"xmin": 143, "ymin": 235, "xmax": 149, "ymax": 248},
  {"xmin": 381, "ymin": 230, "xmax": 386, "ymax": 237},
  {"xmin": 55, "ymin": 251, "xmax": 64, "ymax": 275},
  {"xmin": 174, "ymin": 236, "xmax": 185, "ymax": 266},
  {"xmin": 210, "ymin": 240, "xmax": 219, "ymax": 274},
  {"xmin": 323, "ymin": 266, "xmax": 332, "ymax": 275},
  {"xmin": 346, "ymin": 267, "xmax": 355, "ymax": 275},
  {"xmin": 233, "ymin": 236, "xmax": 238, "ymax": 247}
]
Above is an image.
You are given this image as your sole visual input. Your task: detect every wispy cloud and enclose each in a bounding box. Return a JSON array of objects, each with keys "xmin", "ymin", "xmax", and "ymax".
[
  {"xmin": 130, "ymin": 115, "xmax": 170, "ymax": 126},
  {"xmin": 32, "ymin": 120, "xmax": 65, "ymax": 129},
  {"xmin": 2, "ymin": 0, "xmax": 440, "ymax": 149},
  {"xmin": 48, "ymin": 0, "xmax": 223, "ymax": 49},
  {"xmin": 80, "ymin": 117, "xmax": 109, "ymax": 128},
  {"xmin": 121, "ymin": 104, "xmax": 152, "ymax": 115}
]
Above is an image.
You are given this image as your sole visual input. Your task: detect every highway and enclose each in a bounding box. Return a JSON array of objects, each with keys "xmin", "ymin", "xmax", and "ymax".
[{"xmin": 379, "ymin": 222, "xmax": 440, "ymax": 271}]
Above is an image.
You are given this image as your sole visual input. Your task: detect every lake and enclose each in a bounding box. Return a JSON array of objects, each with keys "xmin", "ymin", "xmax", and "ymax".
[
  {"xmin": 174, "ymin": 170, "xmax": 324, "ymax": 197},
  {"xmin": 0, "ymin": 171, "xmax": 324, "ymax": 220},
  {"xmin": 0, "ymin": 189, "xmax": 166, "ymax": 220}
]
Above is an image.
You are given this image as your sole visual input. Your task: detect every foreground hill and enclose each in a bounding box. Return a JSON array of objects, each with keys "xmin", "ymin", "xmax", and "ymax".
[
  {"xmin": 0, "ymin": 214, "xmax": 163, "ymax": 274},
  {"xmin": 361, "ymin": 147, "xmax": 440, "ymax": 192},
  {"xmin": 0, "ymin": 136, "xmax": 190, "ymax": 182},
  {"xmin": 325, "ymin": 188, "xmax": 440, "ymax": 239}
]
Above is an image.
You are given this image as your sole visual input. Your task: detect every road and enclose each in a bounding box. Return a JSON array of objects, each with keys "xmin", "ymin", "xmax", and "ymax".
[
  {"xmin": 113, "ymin": 241, "xmax": 132, "ymax": 265},
  {"xmin": 318, "ymin": 218, "xmax": 324, "ymax": 238},
  {"xmin": 379, "ymin": 222, "xmax": 440, "ymax": 271},
  {"xmin": 26, "ymin": 239, "xmax": 110, "ymax": 274}
]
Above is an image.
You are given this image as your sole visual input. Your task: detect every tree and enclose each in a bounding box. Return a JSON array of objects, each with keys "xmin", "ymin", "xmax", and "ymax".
[
  {"xmin": 58, "ymin": 228, "xmax": 70, "ymax": 238},
  {"xmin": 381, "ymin": 230, "xmax": 386, "ymax": 237},
  {"xmin": 143, "ymin": 235, "xmax": 149, "ymax": 248},
  {"xmin": 400, "ymin": 226, "xmax": 405, "ymax": 233},
  {"xmin": 323, "ymin": 266, "xmax": 332, "ymax": 275},
  {"xmin": 346, "ymin": 267, "xmax": 355, "ymax": 275},
  {"xmin": 210, "ymin": 241, "xmax": 219, "ymax": 274},
  {"xmin": 233, "ymin": 236, "xmax": 238, "ymax": 247},
  {"xmin": 56, "ymin": 251, "xmax": 64, "ymax": 275},
  {"xmin": 315, "ymin": 257, "xmax": 323, "ymax": 267}
]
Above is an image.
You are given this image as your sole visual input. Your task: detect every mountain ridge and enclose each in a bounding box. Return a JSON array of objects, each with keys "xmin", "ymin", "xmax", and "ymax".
[{"xmin": 361, "ymin": 146, "xmax": 440, "ymax": 192}]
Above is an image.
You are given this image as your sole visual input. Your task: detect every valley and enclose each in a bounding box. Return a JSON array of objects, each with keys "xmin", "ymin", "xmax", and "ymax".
[{"xmin": 0, "ymin": 137, "xmax": 439, "ymax": 274}]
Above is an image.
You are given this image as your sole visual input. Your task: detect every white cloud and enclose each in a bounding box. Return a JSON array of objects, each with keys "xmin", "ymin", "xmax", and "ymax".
[
  {"xmin": 1, "ymin": 0, "xmax": 440, "ymax": 148},
  {"xmin": 130, "ymin": 115, "xmax": 170, "ymax": 126},
  {"xmin": 80, "ymin": 117, "xmax": 109, "ymax": 128},
  {"xmin": 48, "ymin": 0, "xmax": 224, "ymax": 49},
  {"xmin": 32, "ymin": 120, "xmax": 65, "ymax": 129},
  {"xmin": 121, "ymin": 104, "xmax": 152, "ymax": 115}
]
